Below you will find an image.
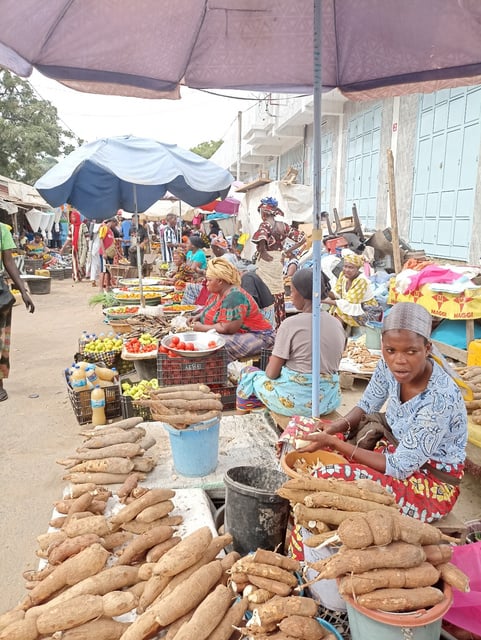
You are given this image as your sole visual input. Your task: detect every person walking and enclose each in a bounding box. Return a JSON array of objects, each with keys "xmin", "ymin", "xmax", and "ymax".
[
  {"xmin": 161, "ymin": 214, "xmax": 179, "ymax": 263},
  {"xmin": 0, "ymin": 222, "xmax": 35, "ymax": 401}
]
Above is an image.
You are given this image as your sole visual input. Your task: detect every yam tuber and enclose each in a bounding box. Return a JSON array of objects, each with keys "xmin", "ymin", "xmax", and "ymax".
[
  {"xmin": 422, "ymin": 544, "xmax": 453, "ymax": 565},
  {"xmin": 145, "ymin": 536, "xmax": 181, "ymax": 563},
  {"xmin": 231, "ymin": 560, "xmax": 298, "ymax": 588},
  {"xmin": 304, "ymin": 491, "xmax": 396, "ymax": 513},
  {"xmin": 19, "ymin": 543, "xmax": 110, "ymax": 609},
  {"xmin": 49, "ymin": 617, "xmax": 129, "ymax": 640},
  {"xmin": 247, "ymin": 574, "xmax": 293, "ymax": 597},
  {"xmin": 356, "ymin": 586, "xmax": 445, "ymax": 611},
  {"xmin": 131, "ymin": 455, "xmax": 157, "ymax": 473},
  {"xmin": 120, "ymin": 560, "xmax": 223, "ymax": 640},
  {"xmin": 309, "ymin": 541, "xmax": 426, "ymax": 579},
  {"xmin": 137, "ymin": 574, "xmax": 171, "ymax": 614},
  {"xmin": 67, "ymin": 457, "xmax": 135, "ymax": 475},
  {"xmin": 121, "ymin": 515, "xmax": 182, "ymax": 535},
  {"xmin": 48, "ymin": 533, "xmax": 102, "ymax": 564},
  {"xmin": 63, "ymin": 515, "xmax": 111, "ymax": 538},
  {"xmin": 135, "ymin": 500, "xmax": 174, "ymax": 523},
  {"xmin": 153, "ymin": 383, "xmax": 211, "ymax": 394},
  {"xmin": 294, "ymin": 503, "xmax": 361, "ymax": 527},
  {"xmin": 109, "ymin": 488, "xmax": 175, "ymax": 528},
  {"xmin": 338, "ymin": 562, "xmax": 440, "ymax": 596},
  {"xmin": 102, "ymin": 531, "xmax": 134, "ymax": 550},
  {"xmin": 207, "ymin": 597, "xmax": 248, "ymax": 640},
  {"xmin": 171, "ymin": 584, "xmax": 233, "ymax": 640},
  {"xmin": 152, "ymin": 525, "xmax": 212, "ymax": 577},
  {"xmin": 251, "ymin": 549, "xmax": 301, "ymax": 573},
  {"xmin": 62, "ymin": 442, "xmax": 143, "ymax": 460},
  {"xmin": 117, "ymin": 473, "xmax": 141, "ymax": 501},
  {"xmin": 79, "ymin": 427, "xmax": 145, "ymax": 449},
  {"xmin": 278, "ymin": 615, "xmax": 325, "ymax": 640},
  {"xmin": 283, "ymin": 477, "xmax": 395, "ymax": 505},
  {"xmin": 115, "ymin": 524, "xmax": 174, "ymax": 565},
  {"xmin": 64, "ymin": 471, "xmax": 145, "ymax": 485},
  {"xmin": 337, "ymin": 510, "xmax": 455, "ymax": 549},
  {"xmin": 251, "ymin": 595, "xmax": 318, "ymax": 628},
  {"xmin": 437, "ymin": 562, "xmax": 470, "ymax": 592}
]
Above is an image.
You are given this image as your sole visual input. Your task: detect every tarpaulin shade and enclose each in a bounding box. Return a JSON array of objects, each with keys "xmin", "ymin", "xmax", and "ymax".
[{"xmin": 1, "ymin": 1, "xmax": 481, "ymax": 100}]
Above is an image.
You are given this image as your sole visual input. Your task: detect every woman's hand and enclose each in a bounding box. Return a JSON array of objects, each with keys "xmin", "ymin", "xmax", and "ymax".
[
  {"xmin": 191, "ymin": 320, "xmax": 207, "ymax": 332},
  {"xmin": 22, "ymin": 291, "xmax": 35, "ymax": 313},
  {"xmin": 297, "ymin": 431, "xmax": 337, "ymax": 453}
]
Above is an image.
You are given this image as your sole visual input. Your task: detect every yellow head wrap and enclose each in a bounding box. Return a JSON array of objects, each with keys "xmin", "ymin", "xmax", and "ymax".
[
  {"xmin": 206, "ymin": 258, "xmax": 241, "ymax": 286},
  {"xmin": 343, "ymin": 253, "xmax": 364, "ymax": 268}
]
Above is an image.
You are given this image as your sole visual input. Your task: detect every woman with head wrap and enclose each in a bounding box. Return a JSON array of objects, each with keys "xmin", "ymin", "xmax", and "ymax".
[
  {"xmin": 291, "ymin": 302, "xmax": 467, "ymax": 553},
  {"xmin": 61, "ymin": 210, "xmax": 89, "ymax": 282},
  {"xmin": 188, "ymin": 258, "xmax": 274, "ymax": 362},
  {"xmin": 165, "ymin": 247, "xmax": 196, "ymax": 284},
  {"xmin": 236, "ymin": 268, "xmax": 345, "ymax": 416},
  {"xmin": 251, "ymin": 196, "xmax": 304, "ymax": 328},
  {"xmin": 324, "ymin": 251, "xmax": 381, "ymax": 329},
  {"xmin": 210, "ymin": 235, "xmax": 239, "ymax": 267}
]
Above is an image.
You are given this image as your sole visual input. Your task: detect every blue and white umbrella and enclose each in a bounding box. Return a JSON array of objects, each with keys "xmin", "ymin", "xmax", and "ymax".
[{"xmin": 35, "ymin": 135, "xmax": 234, "ymax": 221}]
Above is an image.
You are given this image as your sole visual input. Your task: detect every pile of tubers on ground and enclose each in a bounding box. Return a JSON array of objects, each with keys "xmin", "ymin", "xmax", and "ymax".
[
  {"xmin": 138, "ymin": 383, "xmax": 223, "ymax": 429},
  {"xmin": 56, "ymin": 417, "xmax": 159, "ymax": 485},
  {"xmin": 0, "ymin": 477, "xmax": 252, "ymax": 640},
  {"xmin": 229, "ymin": 550, "xmax": 335, "ymax": 640},
  {"xmin": 278, "ymin": 475, "xmax": 470, "ymax": 612},
  {"xmin": 456, "ymin": 365, "xmax": 481, "ymax": 423}
]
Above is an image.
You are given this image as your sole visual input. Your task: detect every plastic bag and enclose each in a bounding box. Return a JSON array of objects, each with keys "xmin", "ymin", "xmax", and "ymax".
[{"xmin": 443, "ymin": 540, "xmax": 481, "ymax": 635}]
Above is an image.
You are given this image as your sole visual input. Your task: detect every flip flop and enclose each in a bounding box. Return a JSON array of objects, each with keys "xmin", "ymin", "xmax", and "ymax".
[{"xmin": 0, "ymin": 388, "xmax": 8, "ymax": 402}]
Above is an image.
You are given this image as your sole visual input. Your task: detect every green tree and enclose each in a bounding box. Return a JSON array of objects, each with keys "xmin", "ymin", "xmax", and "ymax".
[
  {"xmin": 0, "ymin": 70, "xmax": 80, "ymax": 184},
  {"xmin": 190, "ymin": 139, "xmax": 223, "ymax": 159}
]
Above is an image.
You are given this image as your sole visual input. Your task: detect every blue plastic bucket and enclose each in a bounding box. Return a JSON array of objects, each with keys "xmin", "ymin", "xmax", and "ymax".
[{"xmin": 163, "ymin": 417, "xmax": 220, "ymax": 477}]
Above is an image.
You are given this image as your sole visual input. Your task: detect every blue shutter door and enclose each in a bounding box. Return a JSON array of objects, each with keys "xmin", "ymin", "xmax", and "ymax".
[
  {"xmin": 345, "ymin": 105, "xmax": 381, "ymax": 230},
  {"xmin": 410, "ymin": 87, "xmax": 481, "ymax": 259}
]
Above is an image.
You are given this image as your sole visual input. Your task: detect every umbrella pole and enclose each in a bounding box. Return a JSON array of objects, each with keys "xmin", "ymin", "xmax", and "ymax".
[
  {"xmin": 133, "ymin": 185, "xmax": 145, "ymax": 307},
  {"xmin": 311, "ymin": 0, "xmax": 323, "ymax": 418}
]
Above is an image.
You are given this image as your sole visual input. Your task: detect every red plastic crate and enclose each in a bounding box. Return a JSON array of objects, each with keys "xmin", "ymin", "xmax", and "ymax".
[
  {"xmin": 157, "ymin": 349, "xmax": 228, "ymax": 386},
  {"xmin": 210, "ymin": 383, "xmax": 237, "ymax": 410}
]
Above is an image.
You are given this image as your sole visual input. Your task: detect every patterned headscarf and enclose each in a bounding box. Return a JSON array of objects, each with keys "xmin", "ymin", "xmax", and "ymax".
[
  {"xmin": 343, "ymin": 252, "xmax": 364, "ymax": 268},
  {"xmin": 206, "ymin": 258, "xmax": 241, "ymax": 286},
  {"xmin": 173, "ymin": 248, "xmax": 186, "ymax": 261},
  {"xmin": 382, "ymin": 302, "xmax": 431, "ymax": 340},
  {"xmin": 258, "ymin": 196, "xmax": 284, "ymax": 217},
  {"xmin": 210, "ymin": 235, "xmax": 229, "ymax": 249}
]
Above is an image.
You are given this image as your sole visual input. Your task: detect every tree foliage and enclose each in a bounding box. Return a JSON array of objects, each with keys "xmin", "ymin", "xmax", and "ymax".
[
  {"xmin": 0, "ymin": 70, "xmax": 81, "ymax": 184},
  {"xmin": 190, "ymin": 139, "xmax": 223, "ymax": 159}
]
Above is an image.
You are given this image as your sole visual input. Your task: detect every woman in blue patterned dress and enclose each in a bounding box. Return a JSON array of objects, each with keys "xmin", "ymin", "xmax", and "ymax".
[{"xmin": 297, "ymin": 301, "xmax": 468, "ymax": 524}]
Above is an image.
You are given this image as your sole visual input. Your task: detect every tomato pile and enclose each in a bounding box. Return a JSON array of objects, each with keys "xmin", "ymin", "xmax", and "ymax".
[
  {"xmin": 124, "ymin": 332, "xmax": 158, "ymax": 354},
  {"xmin": 110, "ymin": 306, "xmax": 139, "ymax": 315},
  {"xmin": 158, "ymin": 335, "xmax": 218, "ymax": 358}
]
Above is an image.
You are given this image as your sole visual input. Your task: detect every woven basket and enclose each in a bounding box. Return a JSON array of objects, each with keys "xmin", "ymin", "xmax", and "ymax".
[
  {"xmin": 77, "ymin": 349, "xmax": 119, "ymax": 368},
  {"xmin": 108, "ymin": 320, "xmax": 132, "ymax": 334}
]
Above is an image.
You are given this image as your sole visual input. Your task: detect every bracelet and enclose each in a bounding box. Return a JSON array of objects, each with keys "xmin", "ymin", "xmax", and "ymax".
[
  {"xmin": 341, "ymin": 416, "xmax": 351, "ymax": 440},
  {"xmin": 349, "ymin": 442, "xmax": 359, "ymax": 462}
]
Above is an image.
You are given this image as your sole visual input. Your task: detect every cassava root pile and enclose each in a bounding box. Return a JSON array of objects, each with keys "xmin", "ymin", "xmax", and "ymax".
[
  {"xmin": 57, "ymin": 417, "xmax": 158, "ymax": 484},
  {"xmin": 138, "ymin": 383, "xmax": 223, "ymax": 428}
]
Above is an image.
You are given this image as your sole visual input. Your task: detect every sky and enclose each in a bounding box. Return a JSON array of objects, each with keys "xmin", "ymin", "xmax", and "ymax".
[{"xmin": 28, "ymin": 69, "xmax": 259, "ymax": 149}]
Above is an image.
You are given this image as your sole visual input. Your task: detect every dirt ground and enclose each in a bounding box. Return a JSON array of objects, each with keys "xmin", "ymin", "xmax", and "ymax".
[{"xmin": 1, "ymin": 279, "xmax": 481, "ymax": 613}]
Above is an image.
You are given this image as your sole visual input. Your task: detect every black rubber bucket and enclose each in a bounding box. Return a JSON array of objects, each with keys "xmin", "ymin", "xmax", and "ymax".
[{"xmin": 224, "ymin": 466, "xmax": 290, "ymax": 556}]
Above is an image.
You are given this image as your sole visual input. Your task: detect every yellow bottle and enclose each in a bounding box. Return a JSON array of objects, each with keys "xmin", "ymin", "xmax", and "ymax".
[
  {"xmin": 95, "ymin": 365, "xmax": 118, "ymax": 382},
  {"xmin": 70, "ymin": 365, "xmax": 87, "ymax": 392},
  {"xmin": 90, "ymin": 385, "xmax": 106, "ymax": 427}
]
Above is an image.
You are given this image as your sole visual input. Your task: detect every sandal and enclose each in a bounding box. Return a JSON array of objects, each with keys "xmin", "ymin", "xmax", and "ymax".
[{"xmin": 0, "ymin": 388, "xmax": 8, "ymax": 402}]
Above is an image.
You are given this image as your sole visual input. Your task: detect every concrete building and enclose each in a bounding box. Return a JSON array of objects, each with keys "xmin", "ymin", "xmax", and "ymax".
[{"xmin": 213, "ymin": 87, "xmax": 481, "ymax": 264}]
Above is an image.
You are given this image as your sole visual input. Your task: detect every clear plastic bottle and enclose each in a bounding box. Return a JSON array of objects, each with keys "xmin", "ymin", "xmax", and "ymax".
[
  {"xmin": 95, "ymin": 365, "xmax": 118, "ymax": 382},
  {"xmin": 79, "ymin": 330, "xmax": 89, "ymax": 350},
  {"xmin": 85, "ymin": 364, "xmax": 99, "ymax": 389},
  {"xmin": 90, "ymin": 385, "xmax": 106, "ymax": 426},
  {"xmin": 70, "ymin": 365, "xmax": 87, "ymax": 392}
]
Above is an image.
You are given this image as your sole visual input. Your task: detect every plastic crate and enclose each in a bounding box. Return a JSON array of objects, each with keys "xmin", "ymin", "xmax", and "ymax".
[
  {"xmin": 259, "ymin": 348, "xmax": 272, "ymax": 370},
  {"xmin": 210, "ymin": 382, "xmax": 237, "ymax": 410},
  {"xmin": 120, "ymin": 394, "xmax": 152, "ymax": 421},
  {"xmin": 157, "ymin": 349, "xmax": 228, "ymax": 386},
  {"xmin": 65, "ymin": 370, "xmax": 121, "ymax": 425}
]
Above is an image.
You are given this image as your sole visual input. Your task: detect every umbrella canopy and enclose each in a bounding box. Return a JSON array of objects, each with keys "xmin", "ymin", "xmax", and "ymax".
[
  {"xmin": 34, "ymin": 136, "xmax": 233, "ymax": 220},
  {"xmin": 1, "ymin": 1, "xmax": 481, "ymax": 100}
]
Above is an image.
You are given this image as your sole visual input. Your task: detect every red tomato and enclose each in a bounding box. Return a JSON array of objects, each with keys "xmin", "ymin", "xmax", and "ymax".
[
  {"xmin": 208, "ymin": 340, "xmax": 217, "ymax": 348},
  {"xmin": 159, "ymin": 345, "xmax": 169, "ymax": 354},
  {"xmin": 185, "ymin": 343, "xmax": 195, "ymax": 351},
  {"xmin": 171, "ymin": 335, "xmax": 180, "ymax": 346},
  {"xmin": 177, "ymin": 341, "xmax": 186, "ymax": 350}
]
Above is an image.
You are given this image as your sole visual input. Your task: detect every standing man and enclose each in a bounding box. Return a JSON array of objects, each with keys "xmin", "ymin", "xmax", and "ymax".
[
  {"xmin": 121, "ymin": 214, "xmax": 132, "ymax": 260},
  {"xmin": 161, "ymin": 214, "xmax": 179, "ymax": 263}
]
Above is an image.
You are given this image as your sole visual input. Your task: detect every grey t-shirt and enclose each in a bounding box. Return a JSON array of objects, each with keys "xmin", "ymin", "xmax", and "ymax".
[{"xmin": 272, "ymin": 311, "xmax": 345, "ymax": 374}]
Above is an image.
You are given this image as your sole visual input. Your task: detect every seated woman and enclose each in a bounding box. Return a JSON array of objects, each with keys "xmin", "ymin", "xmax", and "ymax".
[
  {"xmin": 164, "ymin": 248, "xmax": 196, "ymax": 284},
  {"xmin": 236, "ymin": 268, "xmax": 346, "ymax": 416},
  {"xmin": 323, "ymin": 251, "xmax": 381, "ymax": 329},
  {"xmin": 296, "ymin": 301, "xmax": 468, "ymax": 525},
  {"xmin": 26, "ymin": 232, "xmax": 47, "ymax": 257},
  {"xmin": 188, "ymin": 258, "xmax": 275, "ymax": 362},
  {"xmin": 186, "ymin": 235, "xmax": 207, "ymax": 274}
]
